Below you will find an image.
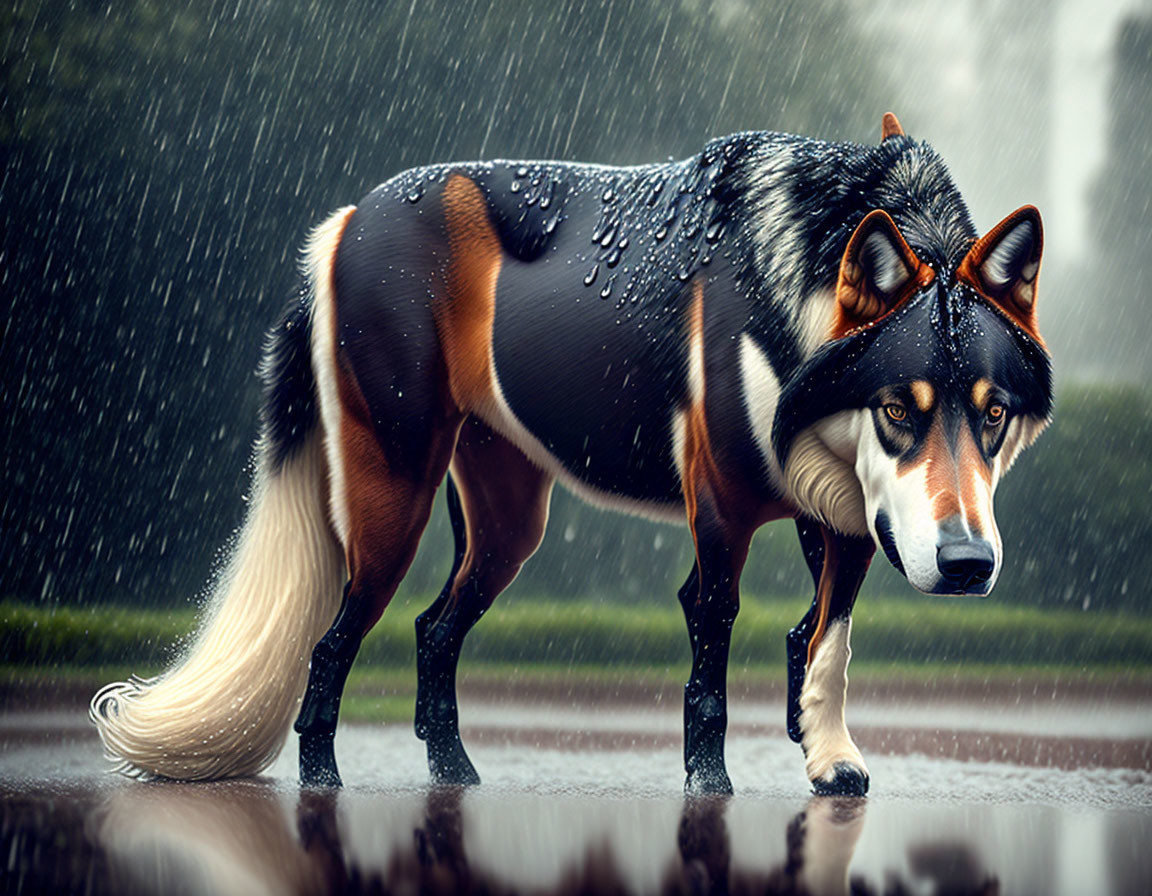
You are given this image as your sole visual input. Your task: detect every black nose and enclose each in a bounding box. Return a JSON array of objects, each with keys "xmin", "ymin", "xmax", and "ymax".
[{"xmin": 936, "ymin": 540, "xmax": 995, "ymax": 592}]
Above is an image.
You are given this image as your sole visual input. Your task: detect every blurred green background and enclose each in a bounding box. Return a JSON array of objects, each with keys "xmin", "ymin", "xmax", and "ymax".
[{"xmin": 2, "ymin": 0, "xmax": 1150, "ymax": 667}]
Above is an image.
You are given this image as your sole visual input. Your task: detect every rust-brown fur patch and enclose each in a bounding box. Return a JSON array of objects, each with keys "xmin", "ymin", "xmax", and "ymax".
[
  {"xmin": 437, "ymin": 175, "xmax": 503, "ymax": 413},
  {"xmin": 806, "ymin": 527, "xmax": 839, "ymax": 667},
  {"xmin": 335, "ymin": 351, "xmax": 460, "ymax": 631},
  {"xmin": 899, "ymin": 415, "xmax": 991, "ymax": 528},
  {"xmin": 448, "ymin": 417, "xmax": 554, "ymax": 601}
]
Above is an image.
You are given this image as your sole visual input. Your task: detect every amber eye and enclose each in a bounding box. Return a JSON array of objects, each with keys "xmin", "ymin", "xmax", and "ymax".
[
  {"xmin": 986, "ymin": 404, "xmax": 1006, "ymax": 426},
  {"xmin": 884, "ymin": 404, "xmax": 908, "ymax": 423}
]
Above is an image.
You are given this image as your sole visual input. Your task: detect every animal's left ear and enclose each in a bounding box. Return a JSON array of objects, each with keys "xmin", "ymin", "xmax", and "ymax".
[{"xmin": 957, "ymin": 206, "xmax": 1044, "ymax": 341}]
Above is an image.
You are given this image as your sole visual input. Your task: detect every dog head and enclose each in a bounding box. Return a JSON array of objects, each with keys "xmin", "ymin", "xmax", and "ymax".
[{"xmin": 776, "ymin": 207, "xmax": 1052, "ymax": 595}]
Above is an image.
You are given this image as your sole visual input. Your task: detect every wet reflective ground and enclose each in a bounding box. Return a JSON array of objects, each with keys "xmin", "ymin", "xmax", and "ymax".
[{"xmin": 2, "ymin": 695, "xmax": 1151, "ymax": 895}]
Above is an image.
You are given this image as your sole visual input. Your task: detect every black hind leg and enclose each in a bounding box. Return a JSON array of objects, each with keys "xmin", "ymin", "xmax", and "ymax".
[
  {"xmin": 293, "ymin": 396, "xmax": 461, "ymax": 788},
  {"xmin": 414, "ymin": 476, "xmax": 482, "ymax": 785},
  {"xmin": 296, "ymin": 584, "xmax": 371, "ymax": 786},
  {"xmin": 413, "ymin": 417, "xmax": 553, "ymax": 786}
]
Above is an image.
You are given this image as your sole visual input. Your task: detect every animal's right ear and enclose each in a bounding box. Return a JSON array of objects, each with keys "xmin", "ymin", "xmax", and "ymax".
[
  {"xmin": 956, "ymin": 205, "xmax": 1044, "ymax": 343},
  {"xmin": 830, "ymin": 210, "xmax": 935, "ymax": 340}
]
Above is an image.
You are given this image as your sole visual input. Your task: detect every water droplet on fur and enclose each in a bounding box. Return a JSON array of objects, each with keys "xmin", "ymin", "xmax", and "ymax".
[{"xmin": 583, "ymin": 264, "xmax": 600, "ymax": 286}]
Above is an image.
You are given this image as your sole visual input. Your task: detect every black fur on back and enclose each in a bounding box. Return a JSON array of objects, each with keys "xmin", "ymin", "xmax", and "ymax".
[{"xmin": 259, "ymin": 284, "xmax": 317, "ymax": 471}]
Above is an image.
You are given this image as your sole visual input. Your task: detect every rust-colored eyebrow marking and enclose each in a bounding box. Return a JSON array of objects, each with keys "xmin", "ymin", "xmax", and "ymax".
[
  {"xmin": 971, "ymin": 377, "xmax": 993, "ymax": 412},
  {"xmin": 909, "ymin": 380, "xmax": 935, "ymax": 413}
]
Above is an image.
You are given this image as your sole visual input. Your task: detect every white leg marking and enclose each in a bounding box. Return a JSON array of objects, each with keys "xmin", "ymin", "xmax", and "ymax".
[{"xmin": 798, "ymin": 618, "xmax": 867, "ymax": 784}]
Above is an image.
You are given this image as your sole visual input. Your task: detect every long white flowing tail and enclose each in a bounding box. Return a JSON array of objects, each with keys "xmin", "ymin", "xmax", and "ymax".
[{"xmin": 90, "ymin": 211, "xmax": 353, "ymax": 780}]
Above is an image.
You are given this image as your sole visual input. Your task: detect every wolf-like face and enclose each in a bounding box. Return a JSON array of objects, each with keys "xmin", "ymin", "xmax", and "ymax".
[{"xmin": 776, "ymin": 208, "xmax": 1052, "ymax": 595}]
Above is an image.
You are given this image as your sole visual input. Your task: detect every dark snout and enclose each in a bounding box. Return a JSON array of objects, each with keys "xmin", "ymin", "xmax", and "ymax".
[{"xmin": 936, "ymin": 538, "xmax": 995, "ymax": 594}]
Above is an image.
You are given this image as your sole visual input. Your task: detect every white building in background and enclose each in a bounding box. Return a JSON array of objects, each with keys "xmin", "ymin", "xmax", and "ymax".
[{"xmin": 848, "ymin": 0, "xmax": 1143, "ymax": 266}]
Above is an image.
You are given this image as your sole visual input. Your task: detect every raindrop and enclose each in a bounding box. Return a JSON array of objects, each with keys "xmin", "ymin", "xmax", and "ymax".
[
  {"xmin": 600, "ymin": 274, "xmax": 616, "ymax": 299},
  {"xmin": 510, "ymin": 180, "xmax": 521, "ymax": 193},
  {"xmin": 602, "ymin": 187, "xmax": 615, "ymax": 203},
  {"xmin": 406, "ymin": 183, "xmax": 423, "ymax": 203},
  {"xmin": 605, "ymin": 247, "xmax": 622, "ymax": 268},
  {"xmin": 516, "ymin": 165, "xmax": 529, "ymax": 178},
  {"xmin": 583, "ymin": 264, "xmax": 599, "ymax": 286}
]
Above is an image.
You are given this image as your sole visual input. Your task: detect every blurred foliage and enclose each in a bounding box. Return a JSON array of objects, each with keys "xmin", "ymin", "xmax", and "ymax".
[
  {"xmin": 992, "ymin": 386, "xmax": 1152, "ymax": 612},
  {"xmin": 1, "ymin": 0, "xmax": 889, "ymax": 606},
  {"xmin": 5, "ymin": 595, "xmax": 1152, "ymax": 669},
  {"xmin": 1, "ymin": 2, "xmax": 1149, "ymax": 618}
]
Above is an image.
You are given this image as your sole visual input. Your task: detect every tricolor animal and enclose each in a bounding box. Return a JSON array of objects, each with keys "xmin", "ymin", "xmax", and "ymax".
[{"xmin": 92, "ymin": 114, "xmax": 1052, "ymax": 795}]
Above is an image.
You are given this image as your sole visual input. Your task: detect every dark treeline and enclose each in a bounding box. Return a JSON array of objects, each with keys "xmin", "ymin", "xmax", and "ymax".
[{"xmin": 1, "ymin": 1, "xmax": 1148, "ymax": 613}]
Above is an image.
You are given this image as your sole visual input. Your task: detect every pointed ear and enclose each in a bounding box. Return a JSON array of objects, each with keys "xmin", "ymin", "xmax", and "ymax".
[
  {"xmin": 957, "ymin": 205, "xmax": 1044, "ymax": 342},
  {"xmin": 881, "ymin": 112, "xmax": 905, "ymax": 141},
  {"xmin": 831, "ymin": 210, "xmax": 935, "ymax": 340}
]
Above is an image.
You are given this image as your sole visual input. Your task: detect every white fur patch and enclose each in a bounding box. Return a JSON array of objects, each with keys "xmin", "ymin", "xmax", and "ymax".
[
  {"xmin": 687, "ymin": 306, "xmax": 705, "ymax": 408},
  {"xmin": 306, "ymin": 206, "xmax": 357, "ymax": 546},
  {"xmin": 671, "ymin": 410, "xmax": 688, "ymax": 487},
  {"xmin": 738, "ymin": 334, "xmax": 784, "ymax": 488},
  {"xmin": 861, "ymin": 229, "xmax": 910, "ymax": 296},
  {"xmin": 851, "ymin": 416, "xmax": 942, "ymax": 591},
  {"xmin": 783, "ymin": 416, "xmax": 868, "ymax": 536},
  {"xmin": 996, "ymin": 413, "xmax": 1049, "ymax": 476},
  {"xmin": 795, "ymin": 288, "xmax": 836, "ymax": 356},
  {"xmin": 983, "ymin": 220, "xmax": 1033, "ymax": 288},
  {"xmin": 799, "ymin": 619, "xmax": 867, "ymax": 784}
]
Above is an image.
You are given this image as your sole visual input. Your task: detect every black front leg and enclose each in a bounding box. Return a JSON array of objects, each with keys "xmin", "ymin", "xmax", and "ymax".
[{"xmin": 786, "ymin": 519, "xmax": 827, "ymax": 743}]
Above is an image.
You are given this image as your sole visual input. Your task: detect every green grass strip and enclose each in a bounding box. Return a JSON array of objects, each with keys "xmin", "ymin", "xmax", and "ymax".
[{"xmin": 4, "ymin": 595, "xmax": 1152, "ymax": 670}]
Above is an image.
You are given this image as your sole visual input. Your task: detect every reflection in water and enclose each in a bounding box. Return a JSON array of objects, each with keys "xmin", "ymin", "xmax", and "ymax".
[
  {"xmin": 97, "ymin": 781, "xmax": 328, "ymax": 896},
  {"xmin": 75, "ymin": 781, "xmax": 1020, "ymax": 895}
]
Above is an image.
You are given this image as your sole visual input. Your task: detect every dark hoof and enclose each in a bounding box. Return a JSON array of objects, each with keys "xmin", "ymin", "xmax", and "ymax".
[
  {"xmin": 685, "ymin": 766, "xmax": 734, "ymax": 796},
  {"xmin": 428, "ymin": 740, "xmax": 481, "ymax": 787},
  {"xmin": 811, "ymin": 762, "xmax": 869, "ymax": 796},
  {"xmin": 299, "ymin": 737, "xmax": 342, "ymax": 788}
]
